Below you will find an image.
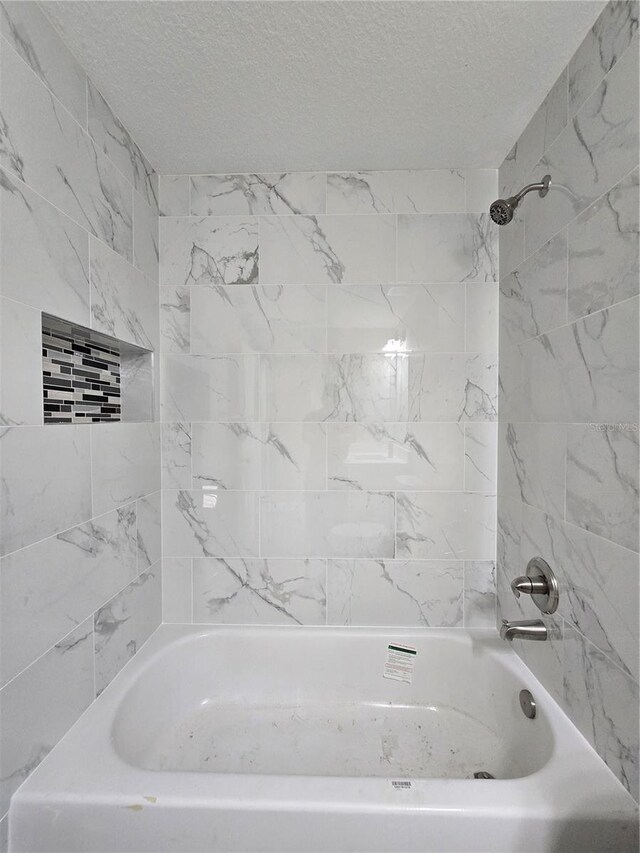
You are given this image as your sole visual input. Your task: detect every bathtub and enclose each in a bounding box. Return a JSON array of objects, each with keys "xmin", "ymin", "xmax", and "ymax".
[{"xmin": 9, "ymin": 625, "xmax": 638, "ymax": 852}]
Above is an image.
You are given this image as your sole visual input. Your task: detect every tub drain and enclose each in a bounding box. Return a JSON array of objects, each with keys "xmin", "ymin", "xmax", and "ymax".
[{"xmin": 473, "ymin": 771, "xmax": 494, "ymax": 779}]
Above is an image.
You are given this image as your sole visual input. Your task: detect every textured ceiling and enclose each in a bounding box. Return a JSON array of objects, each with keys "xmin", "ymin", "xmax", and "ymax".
[{"xmin": 42, "ymin": 1, "xmax": 605, "ymax": 175}]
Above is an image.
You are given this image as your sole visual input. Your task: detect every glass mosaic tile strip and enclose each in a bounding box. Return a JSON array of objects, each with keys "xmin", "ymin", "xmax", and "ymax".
[{"xmin": 42, "ymin": 315, "xmax": 123, "ymax": 424}]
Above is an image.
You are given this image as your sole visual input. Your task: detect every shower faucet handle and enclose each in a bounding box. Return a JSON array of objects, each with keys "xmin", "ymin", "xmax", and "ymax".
[
  {"xmin": 510, "ymin": 557, "xmax": 559, "ymax": 615},
  {"xmin": 510, "ymin": 576, "xmax": 549, "ymax": 598}
]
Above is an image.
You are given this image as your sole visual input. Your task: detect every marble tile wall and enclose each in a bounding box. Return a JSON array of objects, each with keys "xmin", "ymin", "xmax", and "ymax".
[
  {"xmin": 497, "ymin": 0, "xmax": 639, "ymax": 800},
  {"xmin": 159, "ymin": 167, "xmax": 499, "ymax": 632},
  {"xmin": 0, "ymin": 2, "xmax": 161, "ymax": 828}
]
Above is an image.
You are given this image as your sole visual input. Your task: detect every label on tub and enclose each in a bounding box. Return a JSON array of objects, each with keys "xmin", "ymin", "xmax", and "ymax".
[{"xmin": 383, "ymin": 643, "xmax": 416, "ymax": 684}]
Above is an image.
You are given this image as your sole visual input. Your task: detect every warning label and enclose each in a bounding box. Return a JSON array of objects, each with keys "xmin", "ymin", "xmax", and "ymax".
[{"xmin": 383, "ymin": 643, "xmax": 417, "ymax": 684}]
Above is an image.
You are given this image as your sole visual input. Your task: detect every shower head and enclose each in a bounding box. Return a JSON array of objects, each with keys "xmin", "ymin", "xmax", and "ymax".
[
  {"xmin": 489, "ymin": 197, "xmax": 517, "ymax": 225},
  {"xmin": 489, "ymin": 175, "xmax": 551, "ymax": 226}
]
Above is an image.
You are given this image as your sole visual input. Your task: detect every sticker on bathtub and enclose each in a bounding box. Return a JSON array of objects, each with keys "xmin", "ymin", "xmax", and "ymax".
[
  {"xmin": 391, "ymin": 780, "xmax": 412, "ymax": 790},
  {"xmin": 383, "ymin": 644, "xmax": 416, "ymax": 684}
]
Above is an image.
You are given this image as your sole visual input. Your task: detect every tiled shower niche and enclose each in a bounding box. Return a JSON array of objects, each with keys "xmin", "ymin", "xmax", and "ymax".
[{"xmin": 42, "ymin": 315, "xmax": 154, "ymax": 424}]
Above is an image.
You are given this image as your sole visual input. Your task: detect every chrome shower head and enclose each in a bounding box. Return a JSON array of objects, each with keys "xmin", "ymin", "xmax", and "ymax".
[
  {"xmin": 489, "ymin": 175, "xmax": 551, "ymax": 226},
  {"xmin": 489, "ymin": 197, "xmax": 517, "ymax": 225}
]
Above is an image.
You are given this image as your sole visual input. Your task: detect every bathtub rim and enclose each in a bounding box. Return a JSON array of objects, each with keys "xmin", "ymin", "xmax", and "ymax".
[{"xmin": 9, "ymin": 624, "xmax": 638, "ymax": 823}]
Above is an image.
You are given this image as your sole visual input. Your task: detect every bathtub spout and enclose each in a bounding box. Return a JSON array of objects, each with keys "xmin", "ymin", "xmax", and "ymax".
[{"xmin": 500, "ymin": 619, "xmax": 547, "ymax": 642}]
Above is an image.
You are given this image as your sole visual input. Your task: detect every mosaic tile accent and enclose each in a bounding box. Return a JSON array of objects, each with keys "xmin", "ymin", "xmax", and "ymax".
[{"xmin": 42, "ymin": 315, "xmax": 122, "ymax": 423}]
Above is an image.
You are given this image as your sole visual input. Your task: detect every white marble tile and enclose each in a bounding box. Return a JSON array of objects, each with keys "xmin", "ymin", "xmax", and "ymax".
[
  {"xmin": 463, "ymin": 561, "xmax": 496, "ymax": 628},
  {"xmin": 519, "ymin": 297, "xmax": 639, "ymax": 424},
  {"xmin": 396, "ymin": 491, "xmax": 496, "ymax": 560},
  {"xmin": 327, "ymin": 559, "xmax": 463, "ymax": 627},
  {"xmin": 191, "ymin": 422, "xmax": 263, "ymax": 490},
  {"xmin": 163, "ymin": 489, "xmax": 259, "ymax": 559},
  {"xmin": 0, "ymin": 164, "xmax": 90, "ymax": 324},
  {"xmin": 120, "ymin": 347, "xmax": 154, "ymax": 424},
  {"xmin": 91, "ymin": 422, "xmax": 160, "ymax": 515},
  {"xmin": 160, "ymin": 215, "xmax": 258, "ymax": 286},
  {"xmin": 260, "ymin": 214, "xmax": 396, "ymax": 285},
  {"xmin": 520, "ymin": 502, "xmax": 639, "ymax": 683},
  {"xmin": 567, "ymin": 168, "xmax": 639, "ymax": 321},
  {"xmin": 568, "ymin": 1, "xmax": 639, "ymax": 116},
  {"xmin": 192, "ymin": 558, "xmax": 326, "ymax": 625},
  {"xmin": 137, "ymin": 491, "xmax": 161, "ymax": 571},
  {"xmin": 526, "ymin": 38, "xmax": 639, "ymax": 256},
  {"xmin": 499, "ymin": 70, "xmax": 567, "ymax": 200},
  {"xmin": 190, "ymin": 284, "xmax": 326, "ymax": 354},
  {"xmin": 498, "ymin": 422, "xmax": 566, "ymax": 517},
  {"xmin": 407, "ymin": 353, "xmax": 497, "ymax": 422},
  {"xmin": 464, "ymin": 422, "xmax": 497, "ymax": 493},
  {"xmin": 94, "ymin": 567, "xmax": 161, "ymax": 695},
  {"xmin": 0, "ymin": 504, "xmax": 137, "ymax": 686},
  {"xmin": 499, "ymin": 232, "xmax": 567, "ymax": 348},
  {"xmin": 326, "ymin": 170, "xmax": 465, "ymax": 214},
  {"xmin": 565, "ymin": 528, "xmax": 639, "ymax": 683},
  {"xmin": 465, "ymin": 283, "xmax": 498, "ymax": 352},
  {"xmin": 566, "ymin": 424, "xmax": 639, "ymax": 551},
  {"xmin": 262, "ymin": 423, "xmax": 327, "ymax": 490},
  {"xmin": 327, "ymin": 422, "xmax": 464, "ymax": 492},
  {"xmin": 327, "ymin": 284, "xmax": 465, "ymax": 354},
  {"xmin": 563, "ymin": 623, "xmax": 639, "ymax": 800},
  {"xmin": 0, "ymin": 297, "xmax": 42, "ymax": 426},
  {"xmin": 0, "ymin": 1, "xmax": 87, "ymax": 126},
  {"xmin": 191, "ymin": 172, "xmax": 325, "ymax": 216},
  {"xmin": 465, "ymin": 170, "xmax": 498, "ymax": 213},
  {"xmin": 261, "ymin": 354, "xmax": 408, "ymax": 423},
  {"xmin": 90, "ymin": 236, "xmax": 158, "ymax": 351},
  {"xmin": 0, "ymin": 425, "xmax": 91, "ymax": 556},
  {"xmin": 87, "ymin": 81, "xmax": 158, "ymax": 209},
  {"xmin": 0, "ymin": 43, "xmax": 133, "ymax": 260},
  {"xmin": 397, "ymin": 214, "xmax": 498, "ymax": 283},
  {"xmin": 162, "ymin": 557, "xmax": 192, "ymax": 623},
  {"xmin": 0, "ymin": 618, "xmax": 94, "ymax": 816},
  {"xmin": 159, "ymin": 175, "xmax": 190, "ymax": 216},
  {"xmin": 161, "ymin": 354, "xmax": 260, "ymax": 422},
  {"xmin": 496, "ymin": 496, "xmax": 523, "ymax": 587},
  {"xmin": 496, "ymin": 341, "xmax": 523, "ymax": 425},
  {"xmin": 161, "ymin": 422, "xmax": 192, "ymax": 489},
  {"xmin": 133, "ymin": 191, "xmax": 159, "ymax": 282},
  {"xmin": 497, "ymin": 205, "xmax": 525, "ymax": 279},
  {"xmin": 160, "ymin": 285, "xmax": 190, "ymax": 353},
  {"xmin": 260, "ymin": 491, "xmax": 395, "ymax": 559}
]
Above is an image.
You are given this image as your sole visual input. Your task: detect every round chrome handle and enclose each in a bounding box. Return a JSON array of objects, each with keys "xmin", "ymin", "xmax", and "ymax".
[{"xmin": 526, "ymin": 557, "xmax": 559, "ymax": 614}]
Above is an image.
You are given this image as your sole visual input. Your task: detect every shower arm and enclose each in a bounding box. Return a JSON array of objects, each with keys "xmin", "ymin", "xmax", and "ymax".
[{"xmin": 511, "ymin": 176, "xmax": 551, "ymax": 203}]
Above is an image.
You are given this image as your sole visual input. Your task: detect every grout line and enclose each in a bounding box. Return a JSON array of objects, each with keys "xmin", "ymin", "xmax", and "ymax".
[
  {"xmin": 0, "ymin": 32, "xmax": 152, "ymax": 213},
  {"xmin": 189, "ymin": 558, "xmax": 194, "ymax": 624},
  {"xmin": 92, "ymin": 612, "xmax": 97, "ymax": 699},
  {"xmin": 0, "ymin": 162, "xmax": 149, "ymax": 289},
  {"xmin": 0, "ymin": 615, "xmax": 98, "ymax": 692},
  {"xmin": 84, "ymin": 70, "xmax": 89, "ymax": 130},
  {"xmin": 89, "ymin": 421, "xmax": 95, "ymax": 520},
  {"xmin": 514, "ymin": 160, "xmax": 639, "ymax": 273},
  {"xmin": 0, "ymin": 560, "xmax": 169, "ymax": 695},
  {"xmin": 38, "ymin": 4, "xmax": 160, "ymax": 172},
  {"xmin": 393, "ymin": 490, "xmax": 398, "ymax": 558}
]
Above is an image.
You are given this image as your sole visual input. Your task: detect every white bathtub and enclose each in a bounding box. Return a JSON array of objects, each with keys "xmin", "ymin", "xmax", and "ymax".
[{"xmin": 10, "ymin": 625, "xmax": 638, "ymax": 852}]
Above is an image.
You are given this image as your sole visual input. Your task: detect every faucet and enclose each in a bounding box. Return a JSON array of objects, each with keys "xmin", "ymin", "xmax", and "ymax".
[
  {"xmin": 508, "ymin": 557, "xmax": 559, "ymax": 614},
  {"xmin": 500, "ymin": 618, "xmax": 548, "ymax": 642},
  {"xmin": 510, "ymin": 576, "xmax": 549, "ymax": 598}
]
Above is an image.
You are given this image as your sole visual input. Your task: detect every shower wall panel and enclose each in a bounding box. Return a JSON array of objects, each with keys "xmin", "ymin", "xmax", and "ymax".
[
  {"xmin": 159, "ymin": 168, "xmax": 499, "ymax": 631},
  {"xmin": 497, "ymin": 0, "xmax": 639, "ymax": 800},
  {"xmin": 0, "ymin": 3, "xmax": 162, "ymax": 838}
]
